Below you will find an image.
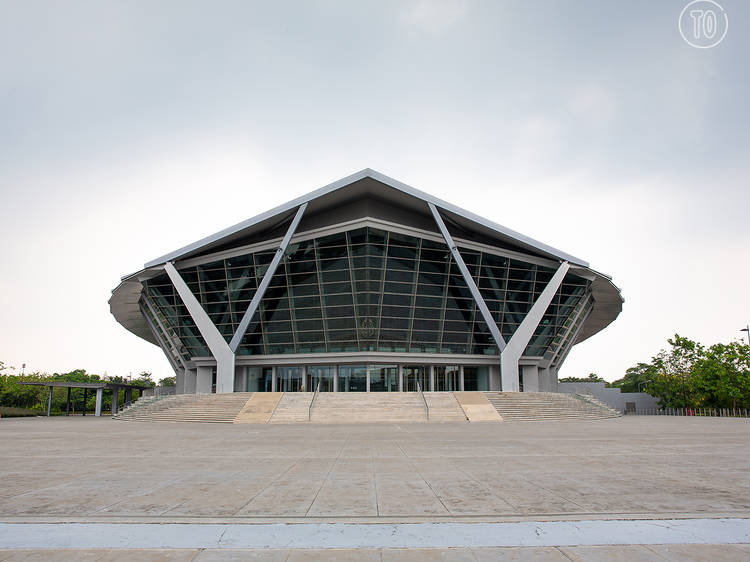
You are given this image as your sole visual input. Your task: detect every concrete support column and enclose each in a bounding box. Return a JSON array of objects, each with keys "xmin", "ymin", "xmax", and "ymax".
[
  {"xmin": 301, "ymin": 365, "xmax": 307, "ymax": 391},
  {"xmin": 234, "ymin": 366, "xmax": 247, "ymax": 392},
  {"xmin": 196, "ymin": 366, "xmax": 213, "ymax": 394},
  {"xmin": 124, "ymin": 388, "xmax": 133, "ymax": 405},
  {"xmin": 522, "ymin": 365, "xmax": 540, "ymax": 392},
  {"xmin": 95, "ymin": 388, "xmax": 103, "ymax": 416},
  {"xmin": 66, "ymin": 387, "xmax": 71, "ymax": 416},
  {"xmin": 398, "ymin": 365, "xmax": 403, "ymax": 392},
  {"xmin": 488, "ymin": 365, "xmax": 501, "ymax": 391},
  {"xmin": 459, "ymin": 366, "xmax": 465, "ymax": 391},
  {"xmin": 111, "ymin": 388, "xmax": 119, "ymax": 415},
  {"xmin": 538, "ymin": 367, "xmax": 552, "ymax": 392},
  {"xmin": 333, "ymin": 365, "xmax": 338, "ymax": 392},
  {"xmin": 47, "ymin": 386, "xmax": 53, "ymax": 417},
  {"xmin": 184, "ymin": 369, "xmax": 197, "ymax": 394},
  {"xmin": 366, "ymin": 366, "xmax": 371, "ymax": 392},
  {"xmin": 83, "ymin": 388, "xmax": 88, "ymax": 416},
  {"xmin": 176, "ymin": 369, "xmax": 186, "ymax": 394},
  {"xmin": 429, "ymin": 365, "xmax": 435, "ymax": 392},
  {"xmin": 271, "ymin": 366, "xmax": 277, "ymax": 392}
]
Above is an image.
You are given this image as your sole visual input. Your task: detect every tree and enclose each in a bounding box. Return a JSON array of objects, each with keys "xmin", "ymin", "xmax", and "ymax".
[
  {"xmin": 611, "ymin": 362, "xmax": 658, "ymax": 393},
  {"xmin": 136, "ymin": 371, "xmax": 156, "ymax": 387},
  {"xmin": 559, "ymin": 373, "xmax": 605, "ymax": 383},
  {"xmin": 619, "ymin": 335, "xmax": 750, "ymax": 409},
  {"xmin": 160, "ymin": 376, "xmax": 176, "ymax": 387}
]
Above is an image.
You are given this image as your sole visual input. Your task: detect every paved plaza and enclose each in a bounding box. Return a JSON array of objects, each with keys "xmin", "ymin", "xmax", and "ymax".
[{"xmin": 1, "ymin": 416, "xmax": 749, "ymax": 558}]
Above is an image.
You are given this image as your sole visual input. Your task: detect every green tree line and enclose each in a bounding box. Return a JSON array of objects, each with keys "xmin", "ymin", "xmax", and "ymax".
[
  {"xmin": 0, "ymin": 362, "xmax": 155, "ymax": 415},
  {"xmin": 610, "ymin": 335, "xmax": 750, "ymax": 409}
]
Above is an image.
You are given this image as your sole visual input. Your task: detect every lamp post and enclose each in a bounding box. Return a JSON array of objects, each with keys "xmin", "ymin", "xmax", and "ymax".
[
  {"xmin": 741, "ymin": 325, "xmax": 750, "ymax": 346},
  {"xmin": 638, "ymin": 379, "xmax": 652, "ymax": 393}
]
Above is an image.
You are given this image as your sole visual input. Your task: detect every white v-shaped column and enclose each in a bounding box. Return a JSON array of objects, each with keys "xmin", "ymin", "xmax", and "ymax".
[
  {"xmin": 500, "ymin": 261, "xmax": 569, "ymax": 391},
  {"xmin": 164, "ymin": 203, "xmax": 307, "ymax": 393}
]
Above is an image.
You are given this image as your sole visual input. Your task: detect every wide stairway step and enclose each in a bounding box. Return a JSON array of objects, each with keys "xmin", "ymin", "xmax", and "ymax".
[
  {"xmin": 114, "ymin": 393, "xmax": 254, "ymax": 423},
  {"xmin": 484, "ymin": 392, "xmax": 622, "ymax": 422},
  {"xmin": 309, "ymin": 392, "xmax": 434, "ymax": 423}
]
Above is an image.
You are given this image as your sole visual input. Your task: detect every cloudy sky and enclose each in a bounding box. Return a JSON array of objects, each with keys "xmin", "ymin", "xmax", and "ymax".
[{"xmin": 1, "ymin": 1, "xmax": 747, "ymax": 382}]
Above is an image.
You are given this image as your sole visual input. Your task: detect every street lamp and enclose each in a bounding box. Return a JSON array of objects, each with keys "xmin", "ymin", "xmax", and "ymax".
[
  {"xmin": 741, "ymin": 325, "xmax": 750, "ymax": 346},
  {"xmin": 638, "ymin": 380, "xmax": 652, "ymax": 392}
]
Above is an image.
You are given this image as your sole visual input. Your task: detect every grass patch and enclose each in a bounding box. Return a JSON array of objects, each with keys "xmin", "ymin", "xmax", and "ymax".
[{"xmin": 0, "ymin": 406, "xmax": 39, "ymax": 418}]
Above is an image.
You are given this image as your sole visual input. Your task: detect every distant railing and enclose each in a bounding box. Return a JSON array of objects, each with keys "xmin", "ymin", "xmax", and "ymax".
[
  {"xmin": 308, "ymin": 381, "xmax": 321, "ymax": 422},
  {"xmin": 417, "ymin": 382, "xmax": 429, "ymax": 420},
  {"xmin": 627, "ymin": 407, "xmax": 749, "ymax": 417}
]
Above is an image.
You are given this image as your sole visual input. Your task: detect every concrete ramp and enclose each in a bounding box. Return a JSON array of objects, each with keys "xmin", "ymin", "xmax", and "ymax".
[
  {"xmin": 267, "ymin": 393, "xmax": 314, "ymax": 423},
  {"xmin": 453, "ymin": 392, "xmax": 503, "ymax": 422},
  {"xmin": 234, "ymin": 392, "xmax": 283, "ymax": 423}
]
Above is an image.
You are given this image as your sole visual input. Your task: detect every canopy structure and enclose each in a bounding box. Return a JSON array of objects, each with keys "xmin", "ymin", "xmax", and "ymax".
[{"xmin": 19, "ymin": 381, "xmax": 149, "ymax": 417}]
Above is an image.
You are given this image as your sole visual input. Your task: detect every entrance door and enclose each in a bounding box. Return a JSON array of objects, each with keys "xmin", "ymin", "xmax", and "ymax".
[
  {"xmin": 338, "ymin": 365, "xmax": 367, "ymax": 392},
  {"xmin": 435, "ymin": 365, "xmax": 460, "ymax": 391},
  {"xmin": 307, "ymin": 366, "xmax": 334, "ymax": 392},
  {"xmin": 277, "ymin": 366, "xmax": 303, "ymax": 392},
  {"xmin": 403, "ymin": 365, "xmax": 428, "ymax": 391}
]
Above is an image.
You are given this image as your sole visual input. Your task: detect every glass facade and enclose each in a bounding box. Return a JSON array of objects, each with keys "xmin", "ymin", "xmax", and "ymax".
[{"xmin": 142, "ymin": 227, "xmax": 589, "ymax": 362}]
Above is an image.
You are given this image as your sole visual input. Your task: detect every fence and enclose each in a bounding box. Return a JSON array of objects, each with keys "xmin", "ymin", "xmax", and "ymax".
[{"xmin": 627, "ymin": 407, "xmax": 749, "ymax": 417}]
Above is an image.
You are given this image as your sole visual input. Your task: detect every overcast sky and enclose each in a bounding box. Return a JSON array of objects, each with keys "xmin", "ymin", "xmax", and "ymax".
[{"xmin": 1, "ymin": 1, "xmax": 748, "ymax": 382}]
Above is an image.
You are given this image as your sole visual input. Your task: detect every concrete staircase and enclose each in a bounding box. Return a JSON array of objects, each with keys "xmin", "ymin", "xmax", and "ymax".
[
  {"xmin": 267, "ymin": 392, "xmax": 314, "ymax": 423},
  {"xmin": 114, "ymin": 393, "xmax": 253, "ymax": 423},
  {"xmin": 484, "ymin": 392, "xmax": 621, "ymax": 422},
  {"xmin": 308, "ymin": 392, "xmax": 431, "ymax": 423}
]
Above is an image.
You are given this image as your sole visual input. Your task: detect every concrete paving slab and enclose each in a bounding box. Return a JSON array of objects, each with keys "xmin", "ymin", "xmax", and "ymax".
[{"xmin": 2, "ymin": 416, "xmax": 750, "ymax": 523}]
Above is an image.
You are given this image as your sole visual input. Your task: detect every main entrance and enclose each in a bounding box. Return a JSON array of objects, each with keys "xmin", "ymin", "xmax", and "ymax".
[{"xmin": 246, "ymin": 364, "xmax": 493, "ymax": 392}]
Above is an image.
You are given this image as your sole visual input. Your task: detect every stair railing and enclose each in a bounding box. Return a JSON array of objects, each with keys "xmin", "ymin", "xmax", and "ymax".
[
  {"xmin": 308, "ymin": 380, "xmax": 321, "ymax": 422},
  {"xmin": 417, "ymin": 381, "xmax": 429, "ymax": 420}
]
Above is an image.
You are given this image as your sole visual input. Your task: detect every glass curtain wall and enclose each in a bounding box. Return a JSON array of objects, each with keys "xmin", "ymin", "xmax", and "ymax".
[{"xmin": 142, "ymin": 227, "xmax": 589, "ymax": 361}]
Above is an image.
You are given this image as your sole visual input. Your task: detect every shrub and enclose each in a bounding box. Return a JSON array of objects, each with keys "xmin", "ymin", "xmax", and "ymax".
[{"xmin": 0, "ymin": 406, "xmax": 39, "ymax": 418}]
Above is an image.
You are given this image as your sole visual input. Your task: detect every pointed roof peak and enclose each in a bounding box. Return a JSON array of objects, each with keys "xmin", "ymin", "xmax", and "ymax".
[{"xmin": 144, "ymin": 168, "xmax": 588, "ymax": 268}]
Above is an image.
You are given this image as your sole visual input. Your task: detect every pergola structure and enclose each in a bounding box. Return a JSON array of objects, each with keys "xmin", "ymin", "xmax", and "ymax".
[{"xmin": 18, "ymin": 381, "xmax": 149, "ymax": 417}]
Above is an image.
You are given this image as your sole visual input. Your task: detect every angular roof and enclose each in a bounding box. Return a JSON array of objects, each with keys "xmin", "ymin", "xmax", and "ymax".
[{"xmin": 145, "ymin": 168, "xmax": 589, "ymax": 268}]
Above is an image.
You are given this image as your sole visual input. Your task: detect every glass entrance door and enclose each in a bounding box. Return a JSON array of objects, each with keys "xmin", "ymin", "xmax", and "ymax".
[
  {"xmin": 435, "ymin": 365, "xmax": 460, "ymax": 391},
  {"xmin": 307, "ymin": 365, "xmax": 334, "ymax": 392},
  {"xmin": 338, "ymin": 365, "xmax": 367, "ymax": 392},
  {"xmin": 403, "ymin": 365, "xmax": 428, "ymax": 391},
  {"xmin": 277, "ymin": 366, "xmax": 303, "ymax": 392},
  {"xmin": 369, "ymin": 365, "xmax": 398, "ymax": 391}
]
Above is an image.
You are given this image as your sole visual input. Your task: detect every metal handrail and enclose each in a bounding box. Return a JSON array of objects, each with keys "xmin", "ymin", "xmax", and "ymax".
[
  {"xmin": 417, "ymin": 381, "xmax": 429, "ymax": 420},
  {"xmin": 308, "ymin": 380, "xmax": 321, "ymax": 421}
]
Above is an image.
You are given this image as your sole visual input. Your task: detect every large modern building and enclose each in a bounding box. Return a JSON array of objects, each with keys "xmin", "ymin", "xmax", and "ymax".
[{"xmin": 110, "ymin": 169, "xmax": 622, "ymax": 395}]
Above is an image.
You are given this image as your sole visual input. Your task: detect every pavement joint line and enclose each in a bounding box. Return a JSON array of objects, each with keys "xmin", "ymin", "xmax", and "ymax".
[{"xmin": 1, "ymin": 518, "xmax": 749, "ymax": 549}]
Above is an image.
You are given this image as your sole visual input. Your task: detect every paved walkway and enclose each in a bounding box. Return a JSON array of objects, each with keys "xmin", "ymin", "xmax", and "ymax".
[
  {"xmin": 1, "ymin": 543, "xmax": 749, "ymax": 560},
  {"xmin": 1, "ymin": 416, "xmax": 749, "ymax": 558},
  {"xmin": 2, "ymin": 416, "xmax": 749, "ymax": 520}
]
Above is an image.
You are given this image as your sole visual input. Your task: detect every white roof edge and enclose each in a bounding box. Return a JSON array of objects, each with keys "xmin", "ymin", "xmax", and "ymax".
[{"xmin": 144, "ymin": 168, "xmax": 589, "ymax": 268}]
